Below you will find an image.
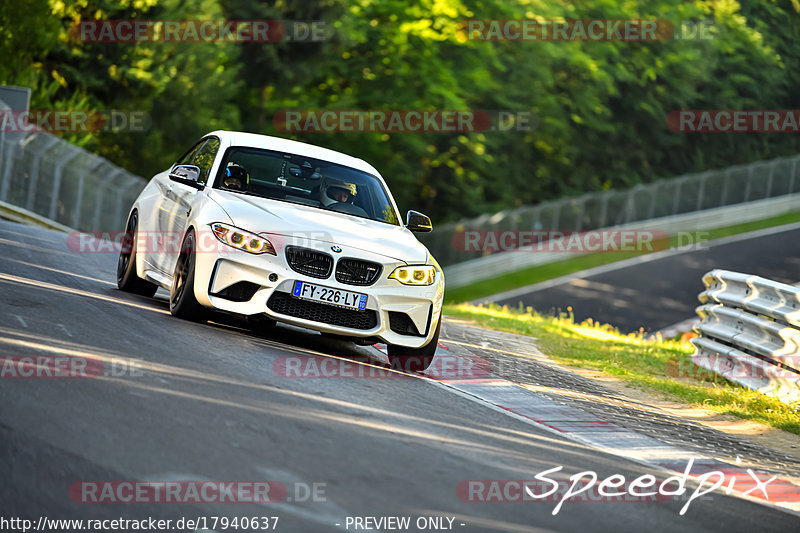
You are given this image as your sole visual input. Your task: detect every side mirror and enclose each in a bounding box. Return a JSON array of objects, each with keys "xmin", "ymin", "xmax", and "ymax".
[
  {"xmin": 406, "ymin": 210, "xmax": 433, "ymax": 233},
  {"xmin": 169, "ymin": 165, "xmax": 203, "ymax": 189}
]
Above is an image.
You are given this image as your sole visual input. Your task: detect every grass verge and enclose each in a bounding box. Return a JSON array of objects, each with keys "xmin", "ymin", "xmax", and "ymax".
[
  {"xmin": 444, "ymin": 211, "xmax": 800, "ymax": 303},
  {"xmin": 444, "ymin": 303, "xmax": 800, "ymax": 435}
]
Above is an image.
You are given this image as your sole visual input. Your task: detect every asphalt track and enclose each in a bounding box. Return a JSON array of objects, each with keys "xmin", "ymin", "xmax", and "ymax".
[
  {"xmin": 491, "ymin": 225, "xmax": 800, "ymax": 333},
  {"xmin": 1, "ymin": 220, "xmax": 798, "ymax": 532}
]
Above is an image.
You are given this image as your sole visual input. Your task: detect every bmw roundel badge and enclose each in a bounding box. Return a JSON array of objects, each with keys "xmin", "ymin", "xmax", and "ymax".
[{"xmin": 331, "ymin": 245, "xmax": 342, "ymax": 253}]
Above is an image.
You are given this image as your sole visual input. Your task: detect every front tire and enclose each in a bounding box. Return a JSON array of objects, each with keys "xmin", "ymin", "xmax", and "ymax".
[
  {"xmin": 170, "ymin": 230, "xmax": 205, "ymax": 321},
  {"xmin": 117, "ymin": 211, "xmax": 158, "ymax": 297},
  {"xmin": 387, "ymin": 317, "xmax": 441, "ymax": 372}
]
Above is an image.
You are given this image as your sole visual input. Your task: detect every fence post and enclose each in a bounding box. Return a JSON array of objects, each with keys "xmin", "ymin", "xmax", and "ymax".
[
  {"xmin": 765, "ymin": 160, "xmax": 777, "ymax": 198},
  {"xmin": 647, "ymin": 181, "xmax": 659, "ymax": 219},
  {"xmin": 574, "ymin": 196, "xmax": 585, "ymax": 230},
  {"xmin": 72, "ymin": 158, "xmax": 104, "ymax": 229},
  {"xmin": 720, "ymin": 168, "xmax": 731, "ymax": 206},
  {"xmin": 744, "ymin": 166, "xmax": 753, "ymax": 202},
  {"xmin": 671, "ymin": 177, "xmax": 684, "ymax": 215},
  {"xmin": 26, "ymin": 134, "xmax": 60, "ymax": 211},
  {"xmin": 0, "ymin": 133, "xmax": 29, "ymax": 202},
  {"xmin": 92, "ymin": 167, "xmax": 120, "ymax": 230},
  {"xmin": 551, "ymin": 200, "xmax": 561, "ymax": 229},
  {"xmin": 598, "ymin": 192, "xmax": 609, "ymax": 227},
  {"xmin": 695, "ymin": 172, "xmax": 708, "ymax": 211},
  {"xmin": 0, "ymin": 123, "xmax": 5, "ymax": 194},
  {"xmin": 0, "ymin": 131, "xmax": 13, "ymax": 202},
  {"xmin": 48, "ymin": 145, "xmax": 82, "ymax": 220}
]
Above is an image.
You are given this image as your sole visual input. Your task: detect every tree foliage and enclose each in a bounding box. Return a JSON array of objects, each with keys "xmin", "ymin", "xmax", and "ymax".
[{"xmin": 1, "ymin": 0, "xmax": 799, "ymax": 222}]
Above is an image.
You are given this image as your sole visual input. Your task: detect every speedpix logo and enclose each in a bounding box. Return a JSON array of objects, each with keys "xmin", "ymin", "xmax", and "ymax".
[{"xmin": 458, "ymin": 459, "xmax": 788, "ymax": 516}]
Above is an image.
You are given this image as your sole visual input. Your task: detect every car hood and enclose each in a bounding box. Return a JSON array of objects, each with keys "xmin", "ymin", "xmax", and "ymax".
[{"xmin": 208, "ymin": 190, "xmax": 429, "ymax": 263}]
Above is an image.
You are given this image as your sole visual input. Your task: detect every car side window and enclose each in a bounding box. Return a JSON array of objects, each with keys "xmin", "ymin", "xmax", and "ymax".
[
  {"xmin": 190, "ymin": 137, "xmax": 221, "ymax": 185},
  {"xmin": 176, "ymin": 141, "xmax": 205, "ymax": 166}
]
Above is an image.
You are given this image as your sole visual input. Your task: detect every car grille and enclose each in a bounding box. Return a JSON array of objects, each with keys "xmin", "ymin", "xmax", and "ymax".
[
  {"xmin": 267, "ymin": 292, "xmax": 378, "ymax": 330},
  {"xmin": 285, "ymin": 247, "xmax": 333, "ymax": 279},
  {"xmin": 335, "ymin": 258, "xmax": 382, "ymax": 286}
]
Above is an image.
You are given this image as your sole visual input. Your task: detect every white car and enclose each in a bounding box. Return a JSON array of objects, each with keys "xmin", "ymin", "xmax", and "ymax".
[{"xmin": 117, "ymin": 131, "xmax": 444, "ymax": 371}]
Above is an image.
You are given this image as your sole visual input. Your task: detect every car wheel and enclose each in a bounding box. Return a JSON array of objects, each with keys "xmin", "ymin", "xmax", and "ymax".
[
  {"xmin": 117, "ymin": 211, "xmax": 158, "ymax": 297},
  {"xmin": 170, "ymin": 230, "xmax": 205, "ymax": 321},
  {"xmin": 387, "ymin": 317, "xmax": 441, "ymax": 372}
]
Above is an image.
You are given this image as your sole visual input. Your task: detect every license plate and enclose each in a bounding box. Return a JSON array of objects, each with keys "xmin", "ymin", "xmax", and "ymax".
[{"xmin": 291, "ymin": 281, "xmax": 368, "ymax": 311}]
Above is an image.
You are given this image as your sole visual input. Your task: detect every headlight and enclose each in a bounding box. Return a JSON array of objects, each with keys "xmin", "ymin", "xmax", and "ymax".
[
  {"xmin": 210, "ymin": 223, "xmax": 276, "ymax": 255},
  {"xmin": 389, "ymin": 265, "xmax": 436, "ymax": 286}
]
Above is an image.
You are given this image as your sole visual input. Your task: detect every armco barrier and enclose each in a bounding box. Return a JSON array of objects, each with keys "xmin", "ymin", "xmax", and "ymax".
[
  {"xmin": 456, "ymin": 194, "xmax": 800, "ymax": 290},
  {"xmin": 421, "ymin": 153, "xmax": 800, "ymax": 270},
  {"xmin": 0, "ymin": 96, "xmax": 145, "ymax": 232},
  {"xmin": 691, "ymin": 269, "xmax": 800, "ymax": 403}
]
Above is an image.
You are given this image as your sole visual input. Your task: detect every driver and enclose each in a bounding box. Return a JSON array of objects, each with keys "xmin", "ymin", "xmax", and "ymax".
[
  {"xmin": 223, "ymin": 162, "xmax": 249, "ymax": 191},
  {"xmin": 320, "ymin": 179, "xmax": 357, "ymax": 206}
]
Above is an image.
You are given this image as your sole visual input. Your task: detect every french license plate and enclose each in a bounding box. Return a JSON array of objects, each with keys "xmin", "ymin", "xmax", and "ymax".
[{"xmin": 291, "ymin": 281, "xmax": 368, "ymax": 311}]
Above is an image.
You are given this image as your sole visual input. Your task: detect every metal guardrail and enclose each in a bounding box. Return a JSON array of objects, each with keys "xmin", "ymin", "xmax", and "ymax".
[
  {"xmin": 0, "ymin": 97, "xmax": 144, "ymax": 232},
  {"xmin": 691, "ymin": 269, "xmax": 800, "ymax": 403},
  {"xmin": 452, "ymin": 194, "xmax": 800, "ymax": 290},
  {"xmin": 421, "ymin": 154, "xmax": 800, "ymax": 269}
]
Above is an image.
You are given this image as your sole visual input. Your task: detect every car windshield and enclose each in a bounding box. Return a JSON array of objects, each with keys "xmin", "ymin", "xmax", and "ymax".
[{"xmin": 213, "ymin": 146, "xmax": 401, "ymax": 226}]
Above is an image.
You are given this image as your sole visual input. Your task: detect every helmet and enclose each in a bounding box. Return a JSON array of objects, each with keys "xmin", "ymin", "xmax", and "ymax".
[
  {"xmin": 321, "ymin": 178, "xmax": 357, "ymax": 206},
  {"xmin": 224, "ymin": 162, "xmax": 249, "ymax": 190}
]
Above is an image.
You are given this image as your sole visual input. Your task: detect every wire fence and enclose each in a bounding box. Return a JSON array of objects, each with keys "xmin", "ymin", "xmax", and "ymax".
[
  {"xmin": 420, "ymin": 154, "xmax": 800, "ymax": 266},
  {"xmin": 0, "ymin": 99, "xmax": 144, "ymax": 232},
  {"xmin": 2, "ymin": 91, "xmax": 798, "ymax": 253}
]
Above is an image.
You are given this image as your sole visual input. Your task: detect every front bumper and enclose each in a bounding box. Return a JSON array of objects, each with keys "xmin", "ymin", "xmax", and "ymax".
[{"xmin": 191, "ymin": 238, "xmax": 444, "ymax": 349}]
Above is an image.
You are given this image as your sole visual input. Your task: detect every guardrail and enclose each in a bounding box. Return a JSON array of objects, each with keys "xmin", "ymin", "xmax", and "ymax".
[
  {"xmin": 0, "ymin": 96, "xmax": 144, "ymax": 232},
  {"xmin": 453, "ymin": 194, "xmax": 800, "ymax": 290},
  {"xmin": 421, "ymin": 154, "xmax": 800, "ymax": 269},
  {"xmin": 691, "ymin": 269, "xmax": 800, "ymax": 403}
]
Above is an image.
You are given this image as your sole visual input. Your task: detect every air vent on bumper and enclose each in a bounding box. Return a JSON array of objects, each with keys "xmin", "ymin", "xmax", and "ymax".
[
  {"xmin": 388, "ymin": 311, "xmax": 426, "ymax": 337},
  {"xmin": 212, "ymin": 281, "xmax": 261, "ymax": 302}
]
